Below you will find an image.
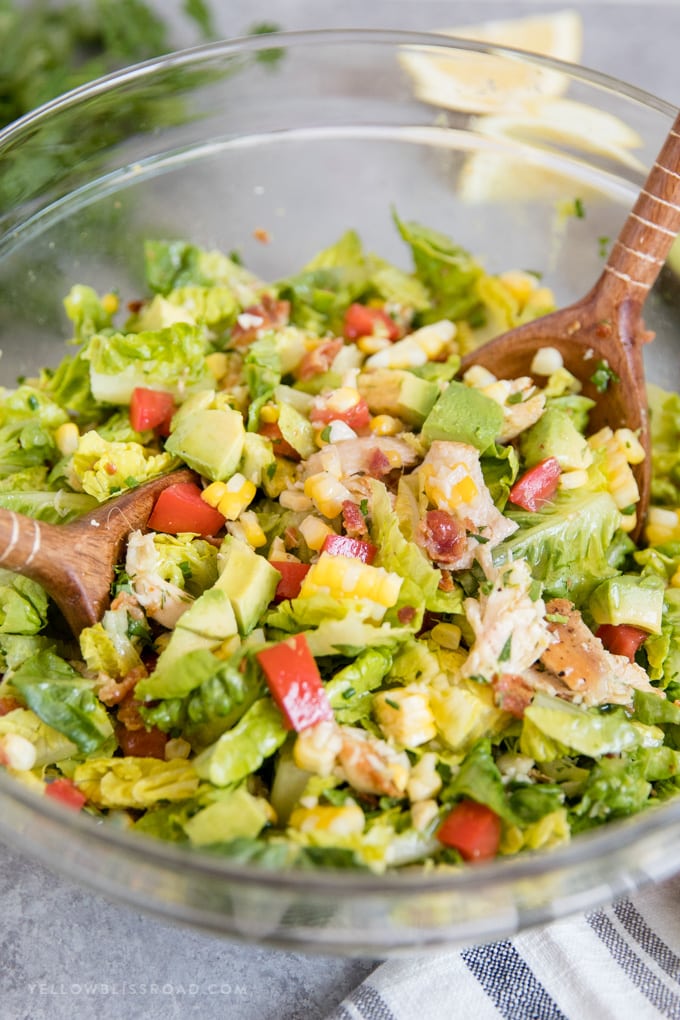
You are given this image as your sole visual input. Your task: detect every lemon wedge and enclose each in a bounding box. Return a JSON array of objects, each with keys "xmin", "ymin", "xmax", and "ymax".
[{"xmin": 400, "ymin": 10, "xmax": 583, "ymax": 115}]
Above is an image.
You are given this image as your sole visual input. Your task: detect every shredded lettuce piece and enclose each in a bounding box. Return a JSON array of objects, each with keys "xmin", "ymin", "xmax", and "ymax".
[
  {"xmin": 70, "ymin": 430, "xmax": 176, "ymax": 501},
  {"xmin": 0, "ymin": 570, "xmax": 48, "ymax": 635},
  {"xmin": 73, "ymin": 756, "xmax": 199, "ymax": 809}
]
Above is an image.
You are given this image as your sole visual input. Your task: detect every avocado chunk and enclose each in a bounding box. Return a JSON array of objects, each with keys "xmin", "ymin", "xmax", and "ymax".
[
  {"xmin": 421, "ymin": 379, "xmax": 503, "ymax": 450},
  {"xmin": 183, "ymin": 786, "xmax": 270, "ymax": 845},
  {"xmin": 148, "ymin": 588, "xmax": 239, "ymax": 677},
  {"xmin": 277, "ymin": 401, "xmax": 316, "ymax": 458},
  {"xmin": 216, "ymin": 536, "xmax": 281, "ymax": 634},
  {"xmin": 589, "ymin": 573, "xmax": 665, "ymax": 634},
  {"xmin": 520, "ymin": 406, "xmax": 591, "ymax": 471},
  {"xmin": 358, "ymin": 369, "xmax": 440, "ymax": 426},
  {"xmin": 166, "ymin": 406, "xmax": 245, "ymax": 480}
]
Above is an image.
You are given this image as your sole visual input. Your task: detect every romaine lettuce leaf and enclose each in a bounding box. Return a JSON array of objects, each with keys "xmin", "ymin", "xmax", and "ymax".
[
  {"xmin": 570, "ymin": 756, "xmax": 651, "ymax": 831},
  {"xmin": 73, "ymin": 756, "xmax": 199, "ymax": 808},
  {"xmin": 0, "ymin": 487, "xmax": 96, "ymax": 523},
  {"xmin": 326, "ymin": 647, "xmax": 393, "ymax": 724},
  {"xmin": 193, "ymin": 697, "xmax": 288, "ymax": 787},
  {"xmin": 0, "ymin": 708, "xmax": 78, "ymax": 765},
  {"xmin": 643, "ymin": 588, "xmax": 680, "ymax": 688},
  {"xmin": 71, "ymin": 430, "xmax": 176, "ymax": 501},
  {"xmin": 0, "ymin": 570, "xmax": 48, "ymax": 635},
  {"xmin": 144, "ymin": 240, "xmax": 264, "ymax": 307},
  {"xmin": 63, "ymin": 285, "xmax": 113, "ymax": 342},
  {"xmin": 648, "ymin": 383, "xmax": 680, "ymax": 505},
  {"xmin": 79, "ymin": 605, "xmax": 145, "ymax": 679},
  {"xmin": 441, "ymin": 738, "xmax": 512, "ymax": 820},
  {"xmin": 11, "ymin": 649, "xmax": 114, "ymax": 753},
  {"xmin": 496, "ymin": 489, "xmax": 622, "ymax": 606},
  {"xmin": 84, "ymin": 322, "xmax": 210, "ymax": 404}
]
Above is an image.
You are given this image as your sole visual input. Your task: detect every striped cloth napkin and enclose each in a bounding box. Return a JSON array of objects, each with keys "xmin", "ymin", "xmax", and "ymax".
[{"xmin": 326, "ymin": 873, "xmax": 680, "ymax": 1020}]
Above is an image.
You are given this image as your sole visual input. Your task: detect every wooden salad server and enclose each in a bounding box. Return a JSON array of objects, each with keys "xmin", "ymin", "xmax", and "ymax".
[
  {"xmin": 0, "ymin": 468, "xmax": 195, "ymax": 635},
  {"xmin": 462, "ymin": 111, "xmax": 680, "ymax": 536}
]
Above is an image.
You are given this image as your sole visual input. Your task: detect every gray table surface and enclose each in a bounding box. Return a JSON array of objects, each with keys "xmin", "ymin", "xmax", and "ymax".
[{"xmin": 2, "ymin": 2, "xmax": 679, "ymax": 1019}]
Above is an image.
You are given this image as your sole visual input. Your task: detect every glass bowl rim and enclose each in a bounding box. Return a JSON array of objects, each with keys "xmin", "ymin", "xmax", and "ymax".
[{"xmin": 0, "ymin": 26, "xmax": 679, "ymax": 897}]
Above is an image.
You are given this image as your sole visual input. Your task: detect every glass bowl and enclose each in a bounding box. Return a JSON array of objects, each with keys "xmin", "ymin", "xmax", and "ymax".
[{"xmin": 1, "ymin": 29, "xmax": 679, "ymax": 955}]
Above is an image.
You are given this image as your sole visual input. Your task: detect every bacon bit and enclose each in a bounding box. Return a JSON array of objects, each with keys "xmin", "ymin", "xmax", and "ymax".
[
  {"xmin": 115, "ymin": 722, "xmax": 168, "ymax": 759},
  {"xmin": 437, "ymin": 571, "xmax": 455, "ymax": 592},
  {"xmin": 492, "ymin": 674, "xmax": 534, "ymax": 718},
  {"xmin": 418, "ymin": 510, "xmax": 467, "ymax": 565},
  {"xmin": 231, "ymin": 296, "xmax": 290, "ymax": 347},
  {"xmin": 117, "ymin": 692, "xmax": 146, "ymax": 731},
  {"xmin": 342, "ymin": 499, "xmax": 368, "ymax": 538},
  {"xmin": 367, "ymin": 448, "xmax": 392, "ymax": 478},
  {"xmin": 98, "ymin": 665, "xmax": 147, "ymax": 708},
  {"xmin": 253, "ymin": 227, "xmax": 271, "ymax": 244},
  {"xmin": 127, "ymin": 299, "xmax": 145, "ymax": 314},
  {"xmin": 296, "ymin": 338, "xmax": 344, "ymax": 380},
  {"xmin": 0, "ymin": 696, "xmax": 20, "ymax": 716},
  {"xmin": 397, "ymin": 605, "xmax": 417, "ymax": 625}
]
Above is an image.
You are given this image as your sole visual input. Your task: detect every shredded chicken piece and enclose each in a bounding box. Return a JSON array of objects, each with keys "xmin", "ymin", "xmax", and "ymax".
[
  {"xmin": 463, "ymin": 559, "xmax": 553, "ymax": 681},
  {"xmin": 499, "ymin": 377, "xmax": 546, "ymax": 441},
  {"xmin": 302, "ymin": 436, "xmax": 418, "ymax": 481},
  {"xmin": 416, "ymin": 441, "xmax": 517, "ymax": 569},
  {"xmin": 125, "ymin": 530, "xmax": 193, "ymax": 629},
  {"xmin": 539, "ymin": 598, "xmax": 658, "ymax": 706}
]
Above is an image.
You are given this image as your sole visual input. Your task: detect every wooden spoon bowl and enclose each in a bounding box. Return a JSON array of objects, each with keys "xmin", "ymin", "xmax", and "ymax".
[
  {"xmin": 462, "ymin": 111, "xmax": 680, "ymax": 536},
  {"xmin": 0, "ymin": 468, "xmax": 195, "ymax": 635}
]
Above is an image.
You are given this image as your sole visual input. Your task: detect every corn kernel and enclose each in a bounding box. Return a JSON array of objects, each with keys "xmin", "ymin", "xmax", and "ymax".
[
  {"xmin": 499, "ymin": 270, "xmax": 537, "ymax": 307},
  {"xmin": 215, "ymin": 473, "xmax": 257, "ymax": 520},
  {"xmin": 101, "ymin": 292, "xmax": 119, "ymax": 315},
  {"xmin": 0, "ymin": 733, "xmax": 36, "ymax": 771},
  {"xmin": 325, "ymin": 387, "xmax": 361, "ymax": 414},
  {"xmin": 165, "ymin": 737, "xmax": 192, "ymax": 760},
  {"xmin": 278, "ymin": 488, "xmax": 314, "ymax": 512},
  {"xmin": 205, "ymin": 351, "xmax": 229, "ymax": 382},
  {"xmin": 300, "ymin": 552, "xmax": 402, "ymax": 610},
  {"xmin": 407, "ymin": 752, "xmax": 442, "ymax": 803},
  {"xmin": 370, "ymin": 414, "xmax": 402, "ymax": 437},
  {"xmin": 530, "ymin": 346, "xmax": 564, "ymax": 376},
  {"xmin": 671, "ymin": 565, "xmax": 680, "ymax": 588},
  {"xmin": 588, "ymin": 427, "xmax": 640, "ymax": 510},
  {"xmin": 614, "ymin": 428, "xmax": 646, "ymax": 465},
  {"xmin": 619, "ymin": 511, "xmax": 638, "ymax": 534},
  {"xmin": 463, "ymin": 365, "xmax": 497, "ymax": 389},
  {"xmin": 411, "ymin": 799, "xmax": 440, "ymax": 832},
  {"xmin": 374, "ymin": 687, "xmax": 437, "ymax": 747},
  {"xmin": 238, "ymin": 509, "xmax": 267, "ymax": 547},
  {"xmin": 357, "ymin": 335, "xmax": 391, "ymax": 355},
  {"xmin": 645, "ymin": 507, "xmax": 680, "ymax": 546},
  {"xmin": 289, "ymin": 802, "xmax": 365, "ymax": 837},
  {"xmin": 482, "ymin": 380, "xmax": 512, "ymax": 406},
  {"xmin": 299, "ymin": 515, "xmax": 335, "ymax": 551},
  {"xmin": 558, "ymin": 468, "xmax": 589, "ymax": 491},
  {"xmin": 304, "ymin": 472, "xmax": 353, "ymax": 518},
  {"xmin": 259, "ymin": 403, "xmax": 280, "ymax": 424},
  {"xmin": 430, "ymin": 622, "xmax": 462, "ymax": 650},
  {"xmin": 201, "ymin": 480, "xmax": 228, "ymax": 508},
  {"xmin": 55, "ymin": 422, "xmax": 80, "ymax": 457}
]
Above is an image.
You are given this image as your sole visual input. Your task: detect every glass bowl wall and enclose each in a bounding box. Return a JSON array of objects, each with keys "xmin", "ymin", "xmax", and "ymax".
[{"xmin": 0, "ymin": 30, "xmax": 679, "ymax": 954}]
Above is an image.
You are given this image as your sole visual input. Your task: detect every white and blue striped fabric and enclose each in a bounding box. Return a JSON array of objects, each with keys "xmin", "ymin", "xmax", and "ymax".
[{"xmin": 327, "ymin": 874, "xmax": 680, "ymax": 1020}]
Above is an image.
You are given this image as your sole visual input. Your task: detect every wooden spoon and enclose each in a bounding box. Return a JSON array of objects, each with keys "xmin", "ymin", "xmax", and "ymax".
[
  {"xmin": 0, "ymin": 468, "xmax": 195, "ymax": 635},
  {"xmin": 462, "ymin": 111, "xmax": 680, "ymax": 535}
]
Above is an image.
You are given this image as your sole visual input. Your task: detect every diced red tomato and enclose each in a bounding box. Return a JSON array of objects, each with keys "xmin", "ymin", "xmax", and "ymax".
[
  {"xmin": 270, "ymin": 561, "xmax": 310, "ymax": 602},
  {"xmin": 596, "ymin": 623, "xmax": 648, "ymax": 661},
  {"xmin": 115, "ymin": 724, "xmax": 168, "ymax": 759},
  {"xmin": 508, "ymin": 457, "xmax": 562, "ymax": 512},
  {"xmin": 146, "ymin": 481, "xmax": 225, "ymax": 537},
  {"xmin": 310, "ymin": 397, "xmax": 371, "ymax": 431},
  {"xmin": 322, "ymin": 533, "xmax": 377, "ymax": 564},
  {"xmin": 437, "ymin": 799, "xmax": 502, "ymax": 861},
  {"xmin": 45, "ymin": 777, "xmax": 87, "ymax": 811},
  {"xmin": 258, "ymin": 421, "xmax": 301, "ymax": 461},
  {"xmin": 256, "ymin": 633, "xmax": 333, "ymax": 731},
  {"xmin": 130, "ymin": 387, "xmax": 175, "ymax": 435},
  {"xmin": 343, "ymin": 303, "xmax": 401, "ymax": 341}
]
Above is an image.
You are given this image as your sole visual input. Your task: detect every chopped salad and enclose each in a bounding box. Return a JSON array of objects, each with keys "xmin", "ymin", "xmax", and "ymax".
[{"xmin": 2, "ymin": 214, "xmax": 680, "ymax": 872}]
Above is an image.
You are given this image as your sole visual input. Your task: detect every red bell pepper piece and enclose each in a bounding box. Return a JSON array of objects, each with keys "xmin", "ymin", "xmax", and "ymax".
[
  {"xmin": 146, "ymin": 481, "xmax": 225, "ymax": 537},
  {"xmin": 343, "ymin": 303, "xmax": 401, "ymax": 341},
  {"xmin": 270, "ymin": 561, "xmax": 310, "ymax": 602},
  {"xmin": 437, "ymin": 799, "xmax": 502, "ymax": 861},
  {"xmin": 130, "ymin": 387, "xmax": 175, "ymax": 435},
  {"xmin": 45, "ymin": 777, "xmax": 87, "ymax": 811},
  {"xmin": 321, "ymin": 533, "xmax": 377, "ymax": 564},
  {"xmin": 596, "ymin": 623, "xmax": 648, "ymax": 661},
  {"xmin": 508, "ymin": 457, "xmax": 562, "ymax": 511},
  {"xmin": 256, "ymin": 633, "xmax": 333, "ymax": 731},
  {"xmin": 310, "ymin": 397, "xmax": 371, "ymax": 431}
]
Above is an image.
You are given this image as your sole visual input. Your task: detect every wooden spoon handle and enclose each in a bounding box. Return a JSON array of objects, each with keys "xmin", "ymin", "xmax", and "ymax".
[
  {"xmin": 0, "ymin": 510, "xmax": 47, "ymax": 576},
  {"xmin": 600, "ymin": 110, "xmax": 680, "ymax": 302}
]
